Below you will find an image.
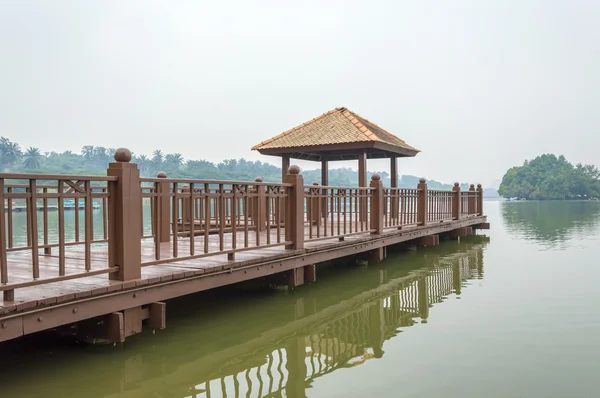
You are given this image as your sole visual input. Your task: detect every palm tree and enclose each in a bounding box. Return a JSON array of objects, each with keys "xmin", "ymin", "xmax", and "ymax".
[
  {"xmin": 165, "ymin": 153, "xmax": 184, "ymax": 168},
  {"xmin": 151, "ymin": 150, "xmax": 164, "ymax": 173},
  {"xmin": 23, "ymin": 147, "xmax": 43, "ymax": 169},
  {"xmin": 136, "ymin": 155, "xmax": 151, "ymax": 176},
  {"xmin": 0, "ymin": 137, "xmax": 23, "ymax": 170}
]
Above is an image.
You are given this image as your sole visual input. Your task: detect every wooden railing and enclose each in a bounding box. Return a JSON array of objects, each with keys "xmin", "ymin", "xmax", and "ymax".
[
  {"xmin": 460, "ymin": 184, "xmax": 482, "ymax": 218},
  {"xmin": 0, "ymin": 173, "xmax": 118, "ymax": 301},
  {"xmin": 304, "ymin": 185, "xmax": 373, "ymax": 241},
  {"xmin": 0, "ymin": 149, "xmax": 484, "ymax": 301},
  {"xmin": 139, "ymin": 177, "xmax": 292, "ymax": 266}
]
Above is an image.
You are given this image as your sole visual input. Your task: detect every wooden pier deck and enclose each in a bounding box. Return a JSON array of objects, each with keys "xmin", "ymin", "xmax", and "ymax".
[{"xmin": 0, "ymin": 152, "xmax": 489, "ymax": 343}]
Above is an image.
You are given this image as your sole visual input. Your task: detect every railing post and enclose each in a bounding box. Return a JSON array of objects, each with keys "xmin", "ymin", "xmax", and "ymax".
[
  {"xmin": 370, "ymin": 174, "xmax": 384, "ymax": 235},
  {"xmin": 452, "ymin": 182, "xmax": 460, "ymax": 220},
  {"xmin": 255, "ymin": 177, "xmax": 266, "ymax": 232},
  {"xmin": 156, "ymin": 172, "xmax": 171, "ymax": 242},
  {"xmin": 468, "ymin": 184, "xmax": 476, "ymax": 215},
  {"xmin": 477, "ymin": 184, "xmax": 483, "ymax": 216},
  {"xmin": 107, "ymin": 148, "xmax": 142, "ymax": 281},
  {"xmin": 284, "ymin": 165, "xmax": 304, "ymax": 250},
  {"xmin": 417, "ymin": 178, "xmax": 428, "ymax": 226}
]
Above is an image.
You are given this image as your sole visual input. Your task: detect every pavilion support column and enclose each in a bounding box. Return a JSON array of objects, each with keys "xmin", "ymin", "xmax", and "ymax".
[
  {"xmin": 280, "ymin": 155, "xmax": 290, "ymax": 224},
  {"xmin": 390, "ymin": 156, "xmax": 398, "ymax": 220},
  {"xmin": 321, "ymin": 156, "xmax": 328, "ymax": 219},
  {"xmin": 281, "ymin": 155, "xmax": 290, "ymax": 182},
  {"xmin": 358, "ymin": 150, "xmax": 367, "ymax": 223}
]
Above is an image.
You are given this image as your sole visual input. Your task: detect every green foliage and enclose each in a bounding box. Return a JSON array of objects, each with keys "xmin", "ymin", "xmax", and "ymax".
[
  {"xmin": 0, "ymin": 139, "xmax": 459, "ymax": 189},
  {"xmin": 498, "ymin": 154, "xmax": 600, "ymax": 200}
]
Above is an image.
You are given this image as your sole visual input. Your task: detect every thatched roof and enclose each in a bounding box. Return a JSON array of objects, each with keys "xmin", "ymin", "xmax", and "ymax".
[{"xmin": 252, "ymin": 107, "xmax": 419, "ymax": 161}]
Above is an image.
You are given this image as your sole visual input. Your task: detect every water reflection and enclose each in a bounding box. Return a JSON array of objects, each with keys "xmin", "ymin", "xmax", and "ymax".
[
  {"xmin": 0, "ymin": 237, "xmax": 487, "ymax": 398},
  {"xmin": 501, "ymin": 201, "xmax": 600, "ymax": 249}
]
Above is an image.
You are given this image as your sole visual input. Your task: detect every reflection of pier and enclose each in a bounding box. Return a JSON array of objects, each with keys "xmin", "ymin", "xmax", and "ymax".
[{"xmin": 95, "ymin": 239, "xmax": 485, "ymax": 398}]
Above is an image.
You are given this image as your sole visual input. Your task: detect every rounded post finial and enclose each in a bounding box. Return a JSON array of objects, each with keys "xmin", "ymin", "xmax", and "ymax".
[
  {"xmin": 157, "ymin": 171, "xmax": 167, "ymax": 178},
  {"xmin": 371, "ymin": 173, "xmax": 381, "ymax": 181},
  {"xmin": 288, "ymin": 165, "xmax": 300, "ymax": 175},
  {"xmin": 454, "ymin": 182, "xmax": 460, "ymax": 187},
  {"xmin": 419, "ymin": 178, "xmax": 426, "ymax": 184},
  {"xmin": 255, "ymin": 177, "xmax": 263, "ymax": 183},
  {"xmin": 470, "ymin": 184, "xmax": 475, "ymax": 189},
  {"xmin": 477, "ymin": 184, "xmax": 482, "ymax": 189},
  {"xmin": 114, "ymin": 148, "xmax": 132, "ymax": 163}
]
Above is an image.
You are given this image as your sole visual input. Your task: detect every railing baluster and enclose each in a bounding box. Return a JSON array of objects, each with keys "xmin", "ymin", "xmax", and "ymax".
[
  {"xmin": 29, "ymin": 180, "xmax": 39, "ymax": 279},
  {"xmin": 58, "ymin": 180, "xmax": 66, "ymax": 276},
  {"xmin": 84, "ymin": 180, "xmax": 92, "ymax": 271},
  {"xmin": 189, "ymin": 183, "xmax": 195, "ymax": 256},
  {"xmin": 172, "ymin": 183, "xmax": 179, "ymax": 258},
  {"xmin": 42, "ymin": 187, "xmax": 50, "ymax": 255},
  {"xmin": 219, "ymin": 184, "xmax": 225, "ymax": 252}
]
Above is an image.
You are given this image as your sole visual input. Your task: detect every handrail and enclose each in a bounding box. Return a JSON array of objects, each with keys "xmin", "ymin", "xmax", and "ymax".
[{"xmin": 0, "ymin": 172, "xmax": 118, "ymax": 181}]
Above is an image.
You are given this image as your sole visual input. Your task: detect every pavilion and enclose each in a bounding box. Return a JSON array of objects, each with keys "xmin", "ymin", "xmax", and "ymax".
[{"xmin": 251, "ymin": 107, "xmax": 420, "ymax": 188}]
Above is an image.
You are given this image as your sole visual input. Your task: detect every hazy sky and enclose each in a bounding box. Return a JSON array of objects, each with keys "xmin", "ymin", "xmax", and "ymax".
[{"xmin": 1, "ymin": 0, "xmax": 599, "ymax": 187}]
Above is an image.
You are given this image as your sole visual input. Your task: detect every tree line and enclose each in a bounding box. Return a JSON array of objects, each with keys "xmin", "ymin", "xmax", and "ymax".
[
  {"xmin": 0, "ymin": 137, "xmax": 462, "ymax": 189},
  {"xmin": 498, "ymin": 154, "xmax": 600, "ymax": 200}
]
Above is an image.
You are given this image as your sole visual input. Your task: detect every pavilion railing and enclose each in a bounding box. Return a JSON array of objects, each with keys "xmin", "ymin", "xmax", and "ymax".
[{"xmin": 304, "ymin": 185, "xmax": 374, "ymax": 241}]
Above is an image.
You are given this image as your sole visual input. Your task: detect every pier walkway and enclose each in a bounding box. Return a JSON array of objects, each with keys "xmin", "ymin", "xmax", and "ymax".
[{"xmin": 0, "ymin": 151, "xmax": 487, "ymax": 343}]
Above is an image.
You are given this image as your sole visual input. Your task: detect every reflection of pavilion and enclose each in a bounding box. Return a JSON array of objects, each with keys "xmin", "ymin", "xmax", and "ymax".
[{"xmin": 187, "ymin": 239, "xmax": 486, "ymax": 398}]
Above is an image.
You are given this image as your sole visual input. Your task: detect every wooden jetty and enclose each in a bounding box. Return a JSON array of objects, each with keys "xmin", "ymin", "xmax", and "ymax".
[{"xmin": 0, "ymin": 107, "xmax": 489, "ymax": 344}]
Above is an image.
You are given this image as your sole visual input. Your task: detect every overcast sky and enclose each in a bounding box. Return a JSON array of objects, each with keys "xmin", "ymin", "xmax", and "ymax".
[{"xmin": 1, "ymin": 0, "xmax": 599, "ymax": 187}]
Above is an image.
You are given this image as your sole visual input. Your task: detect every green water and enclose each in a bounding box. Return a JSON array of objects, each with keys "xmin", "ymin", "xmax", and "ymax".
[{"xmin": 1, "ymin": 200, "xmax": 600, "ymax": 397}]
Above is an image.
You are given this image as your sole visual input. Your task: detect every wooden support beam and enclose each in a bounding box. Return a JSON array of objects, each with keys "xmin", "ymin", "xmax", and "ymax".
[
  {"xmin": 473, "ymin": 222, "xmax": 490, "ymax": 230},
  {"xmin": 147, "ymin": 302, "xmax": 166, "ymax": 330},
  {"xmin": 304, "ymin": 264, "xmax": 316, "ymax": 284},
  {"xmin": 124, "ymin": 307, "xmax": 145, "ymax": 337},
  {"xmin": 369, "ymin": 247, "xmax": 386, "ymax": 264},
  {"xmin": 288, "ymin": 267, "xmax": 305, "ymax": 290},
  {"xmin": 106, "ymin": 312, "xmax": 125, "ymax": 343},
  {"xmin": 448, "ymin": 227, "xmax": 469, "ymax": 238},
  {"xmin": 77, "ymin": 312, "xmax": 125, "ymax": 344},
  {"xmin": 465, "ymin": 227, "xmax": 473, "ymax": 236},
  {"xmin": 417, "ymin": 235, "xmax": 439, "ymax": 247}
]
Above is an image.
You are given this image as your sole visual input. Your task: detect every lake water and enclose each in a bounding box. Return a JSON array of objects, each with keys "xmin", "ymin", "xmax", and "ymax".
[{"xmin": 1, "ymin": 200, "xmax": 600, "ymax": 398}]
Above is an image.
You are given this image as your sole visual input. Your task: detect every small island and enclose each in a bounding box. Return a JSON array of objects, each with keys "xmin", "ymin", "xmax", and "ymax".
[{"xmin": 498, "ymin": 154, "xmax": 600, "ymax": 200}]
